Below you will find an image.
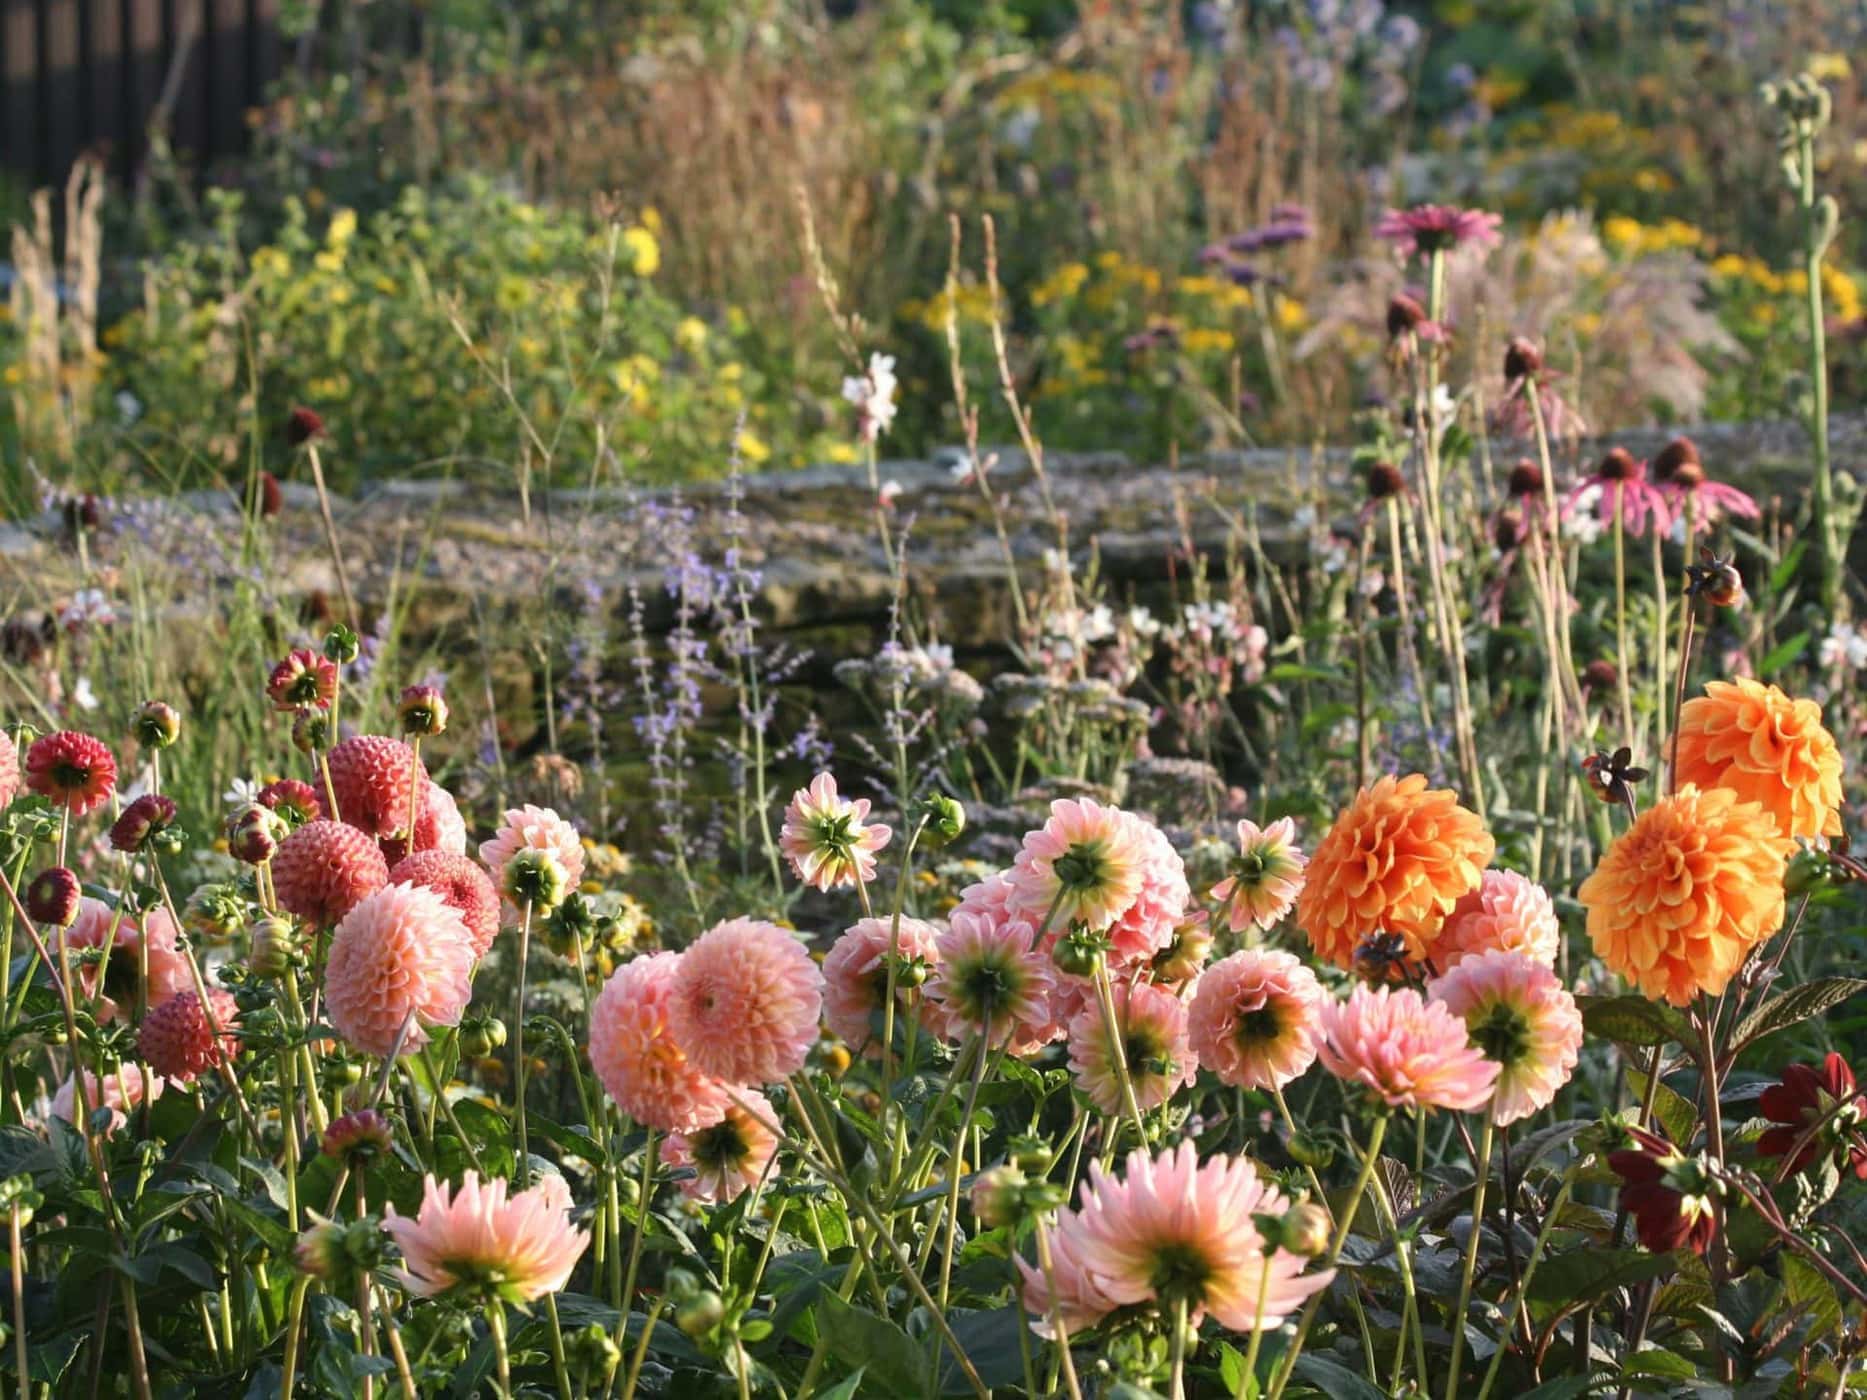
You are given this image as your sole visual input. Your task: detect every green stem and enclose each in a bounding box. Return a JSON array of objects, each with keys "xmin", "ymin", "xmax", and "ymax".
[
  {"xmin": 1446, "ymin": 1112, "xmax": 1497, "ymax": 1399},
  {"xmin": 487, "ymin": 1301, "xmax": 512, "ymax": 1400},
  {"xmin": 1091, "ymin": 955, "xmax": 1148, "ymax": 1143},
  {"xmin": 1475, "ymin": 1169, "xmax": 1576, "ymax": 1400},
  {"xmin": 514, "ymin": 901, "xmax": 533, "ymax": 1186}
]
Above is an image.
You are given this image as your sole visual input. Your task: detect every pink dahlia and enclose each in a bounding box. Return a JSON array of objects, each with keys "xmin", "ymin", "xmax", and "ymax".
[
  {"xmin": 1429, "ymin": 950, "xmax": 1582, "ymax": 1125},
  {"xmin": 1210, "ymin": 818, "xmax": 1307, "ymax": 934},
  {"xmin": 1374, "ymin": 204, "xmax": 1503, "ymax": 258},
  {"xmin": 1103, "ymin": 819, "xmax": 1189, "ymax": 970},
  {"xmin": 272, "ymin": 820, "xmax": 390, "ymax": 927},
  {"xmin": 659, "ymin": 1089, "xmax": 780, "ymax": 1204},
  {"xmin": 1067, "ymin": 979, "xmax": 1195, "ymax": 1117},
  {"xmin": 1006, "ymin": 798, "xmax": 1148, "ymax": 934},
  {"xmin": 138, "ymin": 988, "xmax": 241, "ymax": 1082},
  {"xmin": 821, "ymin": 916, "xmax": 945, "ymax": 1054},
  {"xmin": 25, "ymin": 730, "xmax": 117, "ymax": 815},
  {"xmin": 0, "ymin": 731, "xmax": 19, "ymax": 809},
  {"xmin": 588, "ymin": 952, "xmax": 733, "ymax": 1134},
  {"xmin": 327, "ymin": 735, "xmax": 425, "ymax": 840},
  {"xmin": 1435, "ymin": 868, "xmax": 1561, "ymax": 970},
  {"xmin": 928, "ymin": 904, "xmax": 1061, "ymax": 1055},
  {"xmin": 1187, "ymin": 948, "xmax": 1324, "ymax": 1092},
  {"xmin": 384, "ymin": 1171, "xmax": 588, "ymax": 1303},
  {"xmin": 257, "ymin": 778, "xmax": 324, "ymax": 827},
  {"xmin": 323, "ymin": 881, "xmax": 476, "ymax": 1057},
  {"xmin": 65, "ymin": 898, "xmax": 191, "ymax": 1023},
  {"xmin": 50, "ymin": 1064, "xmax": 164, "ymax": 1136},
  {"xmin": 380, "ymin": 781, "xmax": 469, "ymax": 865},
  {"xmin": 389, "ymin": 850, "xmax": 501, "ymax": 958},
  {"xmin": 266, "ymin": 648, "xmax": 338, "ymax": 711},
  {"xmin": 1019, "ymin": 1141, "xmax": 1335, "ymax": 1335},
  {"xmin": 1317, "ymin": 984, "xmax": 1500, "ymax": 1113},
  {"xmin": 778, "ymin": 772, "xmax": 892, "ymax": 892},
  {"xmin": 668, "ymin": 919, "xmax": 824, "ymax": 1085},
  {"xmin": 479, "ymin": 804, "xmax": 586, "ymax": 913}
]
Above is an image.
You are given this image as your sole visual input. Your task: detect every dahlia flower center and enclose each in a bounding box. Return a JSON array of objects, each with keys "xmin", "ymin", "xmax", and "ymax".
[
  {"xmin": 1469, "ymin": 1003, "xmax": 1532, "ymax": 1069},
  {"xmin": 807, "ymin": 810, "xmax": 860, "ymax": 855},
  {"xmin": 690, "ymin": 1119, "xmax": 752, "ymax": 1174},
  {"xmin": 1052, "ymin": 843, "xmax": 1111, "ymax": 895},
  {"xmin": 1233, "ymin": 848, "xmax": 1269, "ymax": 885},
  {"xmin": 1124, "ymin": 1027, "xmax": 1174, "ymax": 1080},
  {"xmin": 958, "ymin": 960, "xmax": 1014, "ymax": 1016},
  {"xmin": 1145, "ymin": 1239, "xmax": 1213, "ymax": 1305},
  {"xmin": 51, "ymin": 760, "xmax": 92, "ymax": 791},
  {"xmin": 1234, "ymin": 1001, "xmax": 1282, "ymax": 1046}
]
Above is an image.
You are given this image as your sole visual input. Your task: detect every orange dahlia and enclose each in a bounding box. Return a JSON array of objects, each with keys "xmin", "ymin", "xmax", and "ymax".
[
  {"xmin": 1669, "ymin": 678, "xmax": 1843, "ymax": 840},
  {"xmin": 1295, "ymin": 773, "xmax": 1494, "ymax": 969},
  {"xmin": 1578, "ymin": 785, "xmax": 1793, "ymax": 1006}
]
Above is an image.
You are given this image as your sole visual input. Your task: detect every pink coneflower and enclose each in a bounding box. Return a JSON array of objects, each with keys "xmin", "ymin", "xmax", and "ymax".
[
  {"xmin": 821, "ymin": 916, "xmax": 944, "ymax": 1054},
  {"xmin": 25, "ymin": 730, "xmax": 116, "ymax": 815},
  {"xmin": 1434, "ymin": 868, "xmax": 1561, "ymax": 970},
  {"xmin": 1650, "ymin": 436, "xmax": 1760, "ymax": 528},
  {"xmin": 589, "ymin": 952, "xmax": 733, "ymax": 1134},
  {"xmin": 65, "ymin": 898, "xmax": 191, "ymax": 1023},
  {"xmin": 1316, "ymin": 984, "xmax": 1499, "ymax": 1113},
  {"xmin": 1428, "ymin": 951, "xmax": 1581, "ymax": 1124},
  {"xmin": 1018, "ymin": 1142, "xmax": 1335, "ymax": 1335},
  {"xmin": 1375, "ymin": 204, "xmax": 1503, "ymax": 258},
  {"xmin": 1566, "ymin": 447, "xmax": 1671, "ymax": 538},
  {"xmin": 479, "ymin": 804, "xmax": 586, "ymax": 912},
  {"xmin": 1210, "ymin": 818, "xmax": 1307, "ymax": 933},
  {"xmin": 51, "ymin": 1064, "xmax": 164, "ymax": 1136},
  {"xmin": 1187, "ymin": 949, "xmax": 1324, "ymax": 1092},
  {"xmin": 660, "ymin": 1090, "xmax": 780, "ymax": 1204},
  {"xmin": 669, "ymin": 919, "xmax": 824, "ymax": 1085},
  {"xmin": 138, "ymin": 988, "xmax": 241, "ymax": 1082},
  {"xmin": 0, "ymin": 731, "xmax": 19, "ymax": 809},
  {"xmin": 778, "ymin": 772, "xmax": 892, "ymax": 892},
  {"xmin": 323, "ymin": 881, "xmax": 476, "ymax": 1057},
  {"xmin": 927, "ymin": 905, "xmax": 1060, "ymax": 1054},
  {"xmin": 272, "ymin": 820, "xmax": 390, "ymax": 927},
  {"xmin": 390, "ymin": 850, "xmax": 501, "ymax": 958},
  {"xmin": 1494, "ymin": 339, "xmax": 1587, "ymax": 441},
  {"xmin": 266, "ymin": 648, "xmax": 337, "ymax": 711},
  {"xmin": 384, "ymin": 1171, "xmax": 589, "ymax": 1303},
  {"xmin": 327, "ymin": 735, "xmax": 425, "ymax": 840},
  {"xmin": 1007, "ymin": 798, "xmax": 1148, "ymax": 934},
  {"xmin": 1067, "ymin": 980, "xmax": 1195, "ymax": 1117},
  {"xmin": 1103, "ymin": 819, "xmax": 1189, "ymax": 971}
]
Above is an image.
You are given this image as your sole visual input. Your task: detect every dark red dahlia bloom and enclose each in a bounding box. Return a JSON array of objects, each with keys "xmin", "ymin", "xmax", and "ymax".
[
  {"xmin": 1757, "ymin": 1053, "xmax": 1867, "ymax": 1179},
  {"xmin": 110, "ymin": 794, "xmax": 178, "ymax": 853},
  {"xmin": 286, "ymin": 406, "xmax": 325, "ymax": 446},
  {"xmin": 25, "ymin": 731, "xmax": 117, "ymax": 815},
  {"xmin": 1609, "ymin": 1126, "xmax": 1719, "ymax": 1255}
]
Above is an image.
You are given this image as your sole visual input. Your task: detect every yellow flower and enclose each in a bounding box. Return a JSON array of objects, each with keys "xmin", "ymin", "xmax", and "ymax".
[
  {"xmin": 825, "ymin": 441, "xmax": 859, "ymax": 464},
  {"xmin": 1809, "ymin": 52, "xmax": 1852, "ymax": 82},
  {"xmin": 623, "ymin": 226, "xmax": 661, "ymax": 278},
  {"xmin": 327, "ymin": 208, "xmax": 358, "ymax": 246},
  {"xmin": 251, "ymin": 246, "xmax": 291, "ymax": 280},
  {"xmin": 1181, "ymin": 327, "xmax": 1236, "ymax": 355},
  {"xmin": 675, "ymin": 317, "xmax": 709, "ymax": 354},
  {"xmin": 1275, "ymin": 297, "xmax": 1308, "ymax": 333},
  {"xmin": 735, "ymin": 428, "xmax": 772, "ymax": 465},
  {"xmin": 1032, "ymin": 262, "xmax": 1090, "ymax": 308},
  {"xmin": 313, "ymin": 249, "xmax": 344, "ymax": 274}
]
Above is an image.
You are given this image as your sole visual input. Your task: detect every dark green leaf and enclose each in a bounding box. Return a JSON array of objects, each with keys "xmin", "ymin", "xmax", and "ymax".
[
  {"xmin": 1529, "ymin": 1247, "xmax": 1674, "ymax": 1309},
  {"xmin": 1760, "ymin": 631, "xmax": 1809, "ymax": 675},
  {"xmin": 1627, "ymin": 1070, "xmax": 1699, "ymax": 1152},
  {"xmin": 1291, "ymin": 1353, "xmax": 1387, "ymax": 1399},
  {"xmin": 936, "ymin": 1306, "xmax": 1031, "ymax": 1394},
  {"xmin": 818, "ymin": 1291, "xmax": 924, "ymax": 1397},
  {"xmin": 1577, "ymin": 995, "xmax": 1692, "ymax": 1049},
  {"xmin": 1729, "ymin": 978, "xmax": 1867, "ymax": 1056}
]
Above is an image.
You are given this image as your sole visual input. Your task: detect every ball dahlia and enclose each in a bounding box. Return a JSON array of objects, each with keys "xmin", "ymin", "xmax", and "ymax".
[
  {"xmin": 1316, "ymin": 984, "xmax": 1500, "ymax": 1113},
  {"xmin": 272, "ymin": 820, "xmax": 390, "ymax": 927},
  {"xmin": 589, "ymin": 951, "xmax": 733, "ymax": 1134},
  {"xmin": 479, "ymin": 804, "xmax": 586, "ymax": 911},
  {"xmin": 1428, "ymin": 950, "xmax": 1582, "ymax": 1124},
  {"xmin": 389, "ymin": 850, "xmax": 501, "ymax": 958},
  {"xmin": 25, "ymin": 730, "xmax": 117, "ymax": 815},
  {"xmin": 384, "ymin": 1171, "xmax": 588, "ymax": 1303},
  {"xmin": 1434, "ymin": 868, "xmax": 1561, "ymax": 970},
  {"xmin": 323, "ymin": 881, "xmax": 476, "ymax": 1056},
  {"xmin": 327, "ymin": 735, "xmax": 425, "ymax": 840},
  {"xmin": 1578, "ymin": 785, "xmax": 1793, "ymax": 1005},
  {"xmin": 1669, "ymin": 678, "xmax": 1844, "ymax": 840},
  {"xmin": 820, "ymin": 916, "xmax": 944, "ymax": 1054},
  {"xmin": 1187, "ymin": 948, "xmax": 1324, "ymax": 1092},
  {"xmin": 668, "ymin": 919, "xmax": 824, "ymax": 1085},
  {"xmin": 139, "ymin": 988, "xmax": 242, "ymax": 1081},
  {"xmin": 1102, "ymin": 818, "xmax": 1189, "ymax": 970}
]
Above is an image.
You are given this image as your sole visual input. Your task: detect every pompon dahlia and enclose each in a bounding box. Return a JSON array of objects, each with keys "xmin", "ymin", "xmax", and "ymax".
[
  {"xmin": 668, "ymin": 919, "xmax": 824, "ymax": 1085},
  {"xmin": 51, "ymin": 1064, "xmax": 164, "ymax": 1136},
  {"xmin": 380, "ymin": 781, "xmax": 469, "ymax": 865},
  {"xmin": 1102, "ymin": 819, "xmax": 1189, "ymax": 970},
  {"xmin": 1296, "ymin": 774, "xmax": 1493, "ymax": 970},
  {"xmin": 1211, "ymin": 818, "xmax": 1307, "ymax": 934},
  {"xmin": 1669, "ymin": 678, "xmax": 1844, "ymax": 841},
  {"xmin": 272, "ymin": 820, "xmax": 390, "ymax": 927},
  {"xmin": 65, "ymin": 898, "xmax": 191, "ymax": 1023},
  {"xmin": 138, "ymin": 988, "xmax": 241, "ymax": 1081},
  {"xmin": 384, "ymin": 1171, "xmax": 588, "ymax": 1303},
  {"xmin": 389, "ymin": 850, "xmax": 501, "ymax": 958},
  {"xmin": 479, "ymin": 804, "xmax": 585, "ymax": 911},
  {"xmin": 778, "ymin": 772, "xmax": 892, "ymax": 892},
  {"xmin": 323, "ymin": 882, "xmax": 476, "ymax": 1056},
  {"xmin": 927, "ymin": 905, "xmax": 1060, "ymax": 1055},
  {"xmin": 1187, "ymin": 948, "xmax": 1324, "ymax": 1092},
  {"xmin": 258, "ymin": 778, "xmax": 324, "ymax": 828},
  {"xmin": 1578, "ymin": 785, "xmax": 1793, "ymax": 1006},
  {"xmin": 1017, "ymin": 1142, "xmax": 1335, "ymax": 1336},
  {"xmin": 25, "ymin": 730, "xmax": 117, "ymax": 815},
  {"xmin": 327, "ymin": 735, "xmax": 426, "ymax": 840},
  {"xmin": 589, "ymin": 952, "xmax": 733, "ymax": 1134},
  {"xmin": 660, "ymin": 1090, "xmax": 780, "ymax": 1204},
  {"xmin": 821, "ymin": 916, "xmax": 944, "ymax": 1054},
  {"xmin": 1067, "ymin": 979, "xmax": 1195, "ymax": 1117},
  {"xmin": 1435, "ymin": 868, "xmax": 1562, "ymax": 970},
  {"xmin": 0, "ymin": 731, "xmax": 19, "ymax": 809},
  {"xmin": 110, "ymin": 793, "xmax": 177, "ymax": 854},
  {"xmin": 1317, "ymin": 984, "xmax": 1500, "ymax": 1112},
  {"xmin": 1428, "ymin": 951, "xmax": 1581, "ymax": 1124},
  {"xmin": 1007, "ymin": 798, "xmax": 1149, "ymax": 935},
  {"xmin": 1757, "ymin": 1054, "xmax": 1867, "ymax": 1179}
]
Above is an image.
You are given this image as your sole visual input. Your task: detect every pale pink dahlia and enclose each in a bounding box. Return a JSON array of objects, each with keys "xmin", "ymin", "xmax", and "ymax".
[
  {"xmin": 0, "ymin": 731, "xmax": 19, "ymax": 809},
  {"xmin": 1102, "ymin": 818, "xmax": 1189, "ymax": 970},
  {"xmin": 381, "ymin": 781, "xmax": 470, "ymax": 864},
  {"xmin": 1435, "ymin": 868, "xmax": 1561, "ymax": 970},
  {"xmin": 323, "ymin": 882, "xmax": 476, "ymax": 1057},
  {"xmin": 1067, "ymin": 979, "xmax": 1195, "ymax": 1117},
  {"xmin": 778, "ymin": 772, "xmax": 892, "ymax": 892},
  {"xmin": 1187, "ymin": 948, "xmax": 1324, "ymax": 1092},
  {"xmin": 928, "ymin": 905, "xmax": 1060, "ymax": 1054},
  {"xmin": 51, "ymin": 1063, "xmax": 164, "ymax": 1135},
  {"xmin": 389, "ymin": 850, "xmax": 501, "ymax": 958},
  {"xmin": 1020, "ymin": 1215, "xmax": 1122, "ymax": 1337},
  {"xmin": 479, "ymin": 804, "xmax": 586, "ymax": 913},
  {"xmin": 1211, "ymin": 818, "xmax": 1307, "ymax": 934},
  {"xmin": 588, "ymin": 952, "xmax": 733, "ymax": 1134},
  {"xmin": 1428, "ymin": 950, "xmax": 1582, "ymax": 1125},
  {"xmin": 272, "ymin": 820, "xmax": 390, "ymax": 927},
  {"xmin": 821, "ymin": 916, "xmax": 945, "ymax": 1054},
  {"xmin": 1007, "ymin": 798, "xmax": 1148, "ymax": 934},
  {"xmin": 659, "ymin": 1090, "xmax": 780, "ymax": 1204},
  {"xmin": 64, "ymin": 898, "xmax": 191, "ymax": 1023},
  {"xmin": 326, "ymin": 735, "xmax": 426, "ymax": 839},
  {"xmin": 1317, "ymin": 984, "xmax": 1500, "ymax": 1113},
  {"xmin": 668, "ymin": 919, "xmax": 824, "ymax": 1085},
  {"xmin": 1018, "ymin": 1142, "xmax": 1335, "ymax": 1335},
  {"xmin": 384, "ymin": 1171, "xmax": 588, "ymax": 1303}
]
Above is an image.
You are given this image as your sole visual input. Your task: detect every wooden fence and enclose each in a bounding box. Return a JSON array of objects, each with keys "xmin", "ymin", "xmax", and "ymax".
[{"xmin": 2, "ymin": 0, "xmax": 281, "ymax": 187}]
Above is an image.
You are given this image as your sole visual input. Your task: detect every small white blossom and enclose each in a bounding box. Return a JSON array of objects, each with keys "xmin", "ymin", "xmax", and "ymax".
[
  {"xmin": 841, "ymin": 352, "xmax": 899, "ymax": 443},
  {"xmin": 223, "ymin": 777, "xmax": 261, "ymax": 809}
]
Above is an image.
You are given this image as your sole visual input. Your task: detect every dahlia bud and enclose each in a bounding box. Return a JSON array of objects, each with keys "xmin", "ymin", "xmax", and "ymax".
[
  {"xmin": 1493, "ymin": 509, "xmax": 1527, "ymax": 553},
  {"xmin": 1506, "ymin": 459, "xmax": 1543, "ymax": 499},
  {"xmin": 1581, "ymin": 658, "xmax": 1619, "ymax": 692},
  {"xmin": 1703, "ymin": 562, "xmax": 1743, "ymax": 608},
  {"xmin": 266, "ymin": 648, "xmax": 337, "ymax": 712},
  {"xmin": 458, "ymin": 1011, "xmax": 507, "ymax": 1059},
  {"xmin": 547, "ymin": 890, "xmax": 599, "ymax": 956},
  {"xmin": 248, "ymin": 915, "xmax": 302, "ymax": 979},
  {"xmin": 675, "ymin": 1291, "xmax": 725, "ymax": 1339},
  {"xmin": 919, "ymin": 793, "xmax": 966, "ymax": 848},
  {"xmin": 131, "ymin": 700, "xmax": 181, "ymax": 750},
  {"xmin": 1784, "ymin": 848, "xmax": 1833, "ymax": 897},
  {"xmin": 291, "ymin": 710, "xmax": 332, "ymax": 755},
  {"xmin": 502, "ymin": 848, "xmax": 569, "ymax": 914},
  {"xmin": 257, "ymin": 779, "xmax": 322, "ymax": 828},
  {"xmin": 285, "ymin": 406, "xmax": 325, "ymax": 447},
  {"xmin": 25, "ymin": 867, "xmax": 81, "ymax": 927},
  {"xmin": 1050, "ymin": 925, "xmax": 1104, "ymax": 979},
  {"xmin": 322, "ymin": 1057, "xmax": 365, "ymax": 1090},
  {"xmin": 1503, "ymin": 337, "xmax": 1542, "ymax": 380},
  {"xmin": 396, "ymin": 685, "xmax": 449, "ymax": 738},
  {"xmin": 1279, "ymin": 1201, "xmax": 1332, "ymax": 1257},
  {"xmin": 0, "ymin": 1176, "xmax": 41, "ymax": 1230},
  {"xmin": 1365, "ymin": 460, "xmax": 1406, "ymax": 501},
  {"xmin": 1009, "ymin": 1135, "xmax": 1056, "ymax": 1175},
  {"xmin": 1286, "ymin": 1131, "xmax": 1336, "ymax": 1171},
  {"xmin": 970, "ymin": 1164, "xmax": 1029, "ymax": 1228},
  {"xmin": 184, "ymin": 883, "xmax": 249, "ymax": 945},
  {"xmin": 1152, "ymin": 920, "xmax": 1212, "ymax": 984},
  {"xmin": 322, "ymin": 625, "xmax": 360, "ymax": 666},
  {"xmin": 294, "ymin": 1214, "xmax": 384, "ymax": 1289},
  {"xmin": 322, "ymin": 1108, "xmax": 394, "ymax": 1163},
  {"xmin": 570, "ymin": 1323, "xmax": 621, "ymax": 1374},
  {"xmin": 227, "ymin": 804, "xmax": 284, "ymax": 865},
  {"xmin": 109, "ymin": 793, "xmax": 178, "ymax": 854}
]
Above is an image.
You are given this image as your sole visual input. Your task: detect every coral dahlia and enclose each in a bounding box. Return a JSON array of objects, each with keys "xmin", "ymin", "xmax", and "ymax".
[
  {"xmin": 1316, "ymin": 984, "xmax": 1500, "ymax": 1113},
  {"xmin": 1434, "ymin": 868, "xmax": 1562, "ymax": 970},
  {"xmin": 1428, "ymin": 950, "xmax": 1581, "ymax": 1124},
  {"xmin": 660, "ymin": 1089, "xmax": 780, "ymax": 1204},
  {"xmin": 384, "ymin": 1171, "xmax": 588, "ymax": 1303},
  {"xmin": 590, "ymin": 952, "xmax": 735, "ymax": 1134},
  {"xmin": 821, "ymin": 916, "xmax": 944, "ymax": 1054},
  {"xmin": 25, "ymin": 730, "xmax": 117, "ymax": 815},
  {"xmin": 323, "ymin": 881, "xmax": 476, "ymax": 1056},
  {"xmin": 389, "ymin": 850, "xmax": 501, "ymax": 958},
  {"xmin": 139, "ymin": 988, "xmax": 242, "ymax": 1081},
  {"xmin": 1187, "ymin": 948, "xmax": 1324, "ymax": 1092},
  {"xmin": 1067, "ymin": 979, "xmax": 1195, "ymax": 1117},
  {"xmin": 272, "ymin": 820, "xmax": 390, "ymax": 927},
  {"xmin": 668, "ymin": 919, "xmax": 824, "ymax": 1085},
  {"xmin": 1210, "ymin": 817, "xmax": 1307, "ymax": 934}
]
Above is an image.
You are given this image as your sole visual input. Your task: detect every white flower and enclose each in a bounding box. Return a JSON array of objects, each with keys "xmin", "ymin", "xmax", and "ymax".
[
  {"xmin": 946, "ymin": 453, "xmax": 978, "ymax": 485},
  {"xmin": 1429, "ymin": 383, "xmax": 1458, "ymax": 434},
  {"xmin": 878, "ymin": 479, "xmax": 903, "ymax": 508},
  {"xmin": 115, "ymin": 391, "xmax": 143, "ymax": 425},
  {"xmin": 841, "ymin": 352, "xmax": 899, "ymax": 442},
  {"xmin": 1126, "ymin": 606, "xmax": 1161, "ymax": 639},
  {"xmin": 70, "ymin": 676, "xmax": 98, "ymax": 712},
  {"xmin": 1320, "ymin": 536, "xmax": 1353, "ymax": 574},
  {"xmin": 1566, "ymin": 486, "xmax": 1605, "ymax": 546},
  {"xmin": 1080, "ymin": 605, "xmax": 1116, "ymax": 644},
  {"xmin": 58, "ymin": 589, "xmax": 117, "ymax": 630},
  {"xmin": 223, "ymin": 777, "xmax": 261, "ymax": 809},
  {"xmin": 1819, "ymin": 624, "xmax": 1867, "ymax": 672},
  {"xmin": 1292, "ymin": 504, "xmax": 1319, "ymax": 532}
]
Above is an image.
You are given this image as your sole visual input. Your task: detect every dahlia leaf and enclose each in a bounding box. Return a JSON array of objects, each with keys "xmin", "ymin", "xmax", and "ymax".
[
  {"xmin": 1577, "ymin": 994, "xmax": 1692, "ymax": 1049},
  {"xmin": 1728, "ymin": 977, "xmax": 1867, "ymax": 1057},
  {"xmin": 1627, "ymin": 1069, "xmax": 1700, "ymax": 1152},
  {"xmin": 1527, "ymin": 1246, "xmax": 1673, "ymax": 1311}
]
